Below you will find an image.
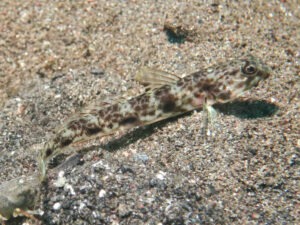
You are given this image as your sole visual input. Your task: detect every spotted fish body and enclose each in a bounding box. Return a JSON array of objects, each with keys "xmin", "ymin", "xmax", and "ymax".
[{"xmin": 40, "ymin": 55, "xmax": 270, "ymax": 178}]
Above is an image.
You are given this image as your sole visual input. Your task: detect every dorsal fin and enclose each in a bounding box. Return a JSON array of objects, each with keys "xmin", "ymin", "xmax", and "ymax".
[{"xmin": 135, "ymin": 67, "xmax": 181, "ymax": 89}]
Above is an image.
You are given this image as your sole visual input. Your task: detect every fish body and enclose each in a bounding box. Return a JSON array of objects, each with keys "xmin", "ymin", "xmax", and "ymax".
[{"xmin": 39, "ymin": 55, "xmax": 270, "ymax": 179}]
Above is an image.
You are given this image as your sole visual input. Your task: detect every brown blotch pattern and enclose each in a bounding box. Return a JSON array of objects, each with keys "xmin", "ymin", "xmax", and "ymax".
[
  {"xmin": 236, "ymin": 82, "xmax": 245, "ymax": 89},
  {"xmin": 60, "ymin": 138, "xmax": 73, "ymax": 148},
  {"xmin": 148, "ymin": 110, "xmax": 156, "ymax": 116},
  {"xmin": 134, "ymin": 105, "xmax": 142, "ymax": 111},
  {"xmin": 85, "ymin": 127, "xmax": 102, "ymax": 136},
  {"xmin": 159, "ymin": 93, "xmax": 177, "ymax": 113},
  {"xmin": 194, "ymin": 92, "xmax": 203, "ymax": 98},
  {"xmin": 141, "ymin": 110, "xmax": 149, "ymax": 116},
  {"xmin": 183, "ymin": 76, "xmax": 192, "ymax": 82},
  {"xmin": 111, "ymin": 104, "xmax": 119, "ymax": 112},
  {"xmin": 85, "ymin": 120, "xmax": 102, "ymax": 136},
  {"xmin": 154, "ymin": 86, "xmax": 171, "ymax": 98},
  {"xmin": 186, "ymin": 85, "xmax": 192, "ymax": 91},
  {"xmin": 111, "ymin": 114, "xmax": 121, "ymax": 123},
  {"xmin": 104, "ymin": 114, "xmax": 112, "ymax": 121},
  {"xmin": 119, "ymin": 116, "xmax": 139, "ymax": 126},
  {"xmin": 129, "ymin": 94, "xmax": 150, "ymax": 111},
  {"xmin": 229, "ymin": 69, "xmax": 240, "ymax": 76},
  {"xmin": 45, "ymin": 148, "xmax": 53, "ymax": 157},
  {"xmin": 67, "ymin": 120, "xmax": 82, "ymax": 131},
  {"xmin": 201, "ymin": 82, "xmax": 217, "ymax": 92},
  {"xmin": 176, "ymin": 80, "xmax": 184, "ymax": 87},
  {"xmin": 98, "ymin": 110, "xmax": 105, "ymax": 118},
  {"xmin": 217, "ymin": 91, "xmax": 232, "ymax": 101},
  {"xmin": 191, "ymin": 71, "xmax": 202, "ymax": 80}
]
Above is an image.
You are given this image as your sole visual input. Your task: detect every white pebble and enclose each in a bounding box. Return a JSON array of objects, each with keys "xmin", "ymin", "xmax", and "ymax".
[
  {"xmin": 53, "ymin": 171, "xmax": 66, "ymax": 188},
  {"xmin": 156, "ymin": 171, "xmax": 166, "ymax": 180},
  {"xmin": 79, "ymin": 202, "xmax": 86, "ymax": 211},
  {"xmin": 64, "ymin": 184, "xmax": 76, "ymax": 195},
  {"xmin": 53, "ymin": 202, "xmax": 61, "ymax": 210},
  {"xmin": 98, "ymin": 189, "xmax": 106, "ymax": 198}
]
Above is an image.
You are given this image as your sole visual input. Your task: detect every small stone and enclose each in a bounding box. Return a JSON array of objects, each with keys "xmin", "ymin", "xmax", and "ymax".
[
  {"xmin": 53, "ymin": 171, "xmax": 66, "ymax": 188},
  {"xmin": 133, "ymin": 153, "xmax": 149, "ymax": 163},
  {"xmin": 251, "ymin": 212, "xmax": 260, "ymax": 219},
  {"xmin": 64, "ymin": 184, "xmax": 76, "ymax": 195},
  {"xmin": 98, "ymin": 189, "xmax": 106, "ymax": 198},
  {"xmin": 90, "ymin": 67, "xmax": 105, "ymax": 76},
  {"xmin": 289, "ymin": 154, "xmax": 299, "ymax": 166},
  {"xmin": 53, "ymin": 202, "xmax": 61, "ymax": 210},
  {"xmin": 79, "ymin": 202, "xmax": 86, "ymax": 211},
  {"xmin": 118, "ymin": 203, "xmax": 132, "ymax": 218},
  {"xmin": 156, "ymin": 171, "xmax": 166, "ymax": 180}
]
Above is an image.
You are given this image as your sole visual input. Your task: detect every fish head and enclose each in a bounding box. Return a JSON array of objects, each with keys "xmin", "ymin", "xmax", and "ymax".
[
  {"xmin": 210, "ymin": 54, "xmax": 271, "ymax": 102},
  {"xmin": 239, "ymin": 54, "xmax": 271, "ymax": 90}
]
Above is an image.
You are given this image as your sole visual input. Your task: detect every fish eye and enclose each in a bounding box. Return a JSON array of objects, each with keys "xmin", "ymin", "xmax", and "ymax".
[{"xmin": 242, "ymin": 62, "xmax": 257, "ymax": 75}]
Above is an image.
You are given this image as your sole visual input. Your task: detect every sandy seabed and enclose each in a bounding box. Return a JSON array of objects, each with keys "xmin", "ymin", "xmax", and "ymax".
[{"xmin": 0, "ymin": 1, "xmax": 299, "ymax": 224}]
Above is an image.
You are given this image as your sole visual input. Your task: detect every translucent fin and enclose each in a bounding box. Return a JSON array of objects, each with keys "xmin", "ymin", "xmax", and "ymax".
[
  {"xmin": 135, "ymin": 67, "xmax": 181, "ymax": 89},
  {"xmin": 206, "ymin": 105, "xmax": 218, "ymax": 123},
  {"xmin": 201, "ymin": 104, "xmax": 218, "ymax": 142}
]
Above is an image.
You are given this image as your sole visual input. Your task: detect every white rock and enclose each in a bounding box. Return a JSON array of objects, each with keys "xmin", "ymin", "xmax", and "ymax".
[
  {"xmin": 53, "ymin": 171, "xmax": 66, "ymax": 188},
  {"xmin": 53, "ymin": 202, "xmax": 61, "ymax": 210},
  {"xmin": 64, "ymin": 183, "xmax": 76, "ymax": 195},
  {"xmin": 98, "ymin": 189, "xmax": 106, "ymax": 198},
  {"xmin": 156, "ymin": 171, "xmax": 166, "ymax": 180}
]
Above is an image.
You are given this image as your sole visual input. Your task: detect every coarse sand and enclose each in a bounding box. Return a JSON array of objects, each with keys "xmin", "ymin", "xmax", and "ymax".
[{"xmin": 0, "ymin": 1, "xmax": 299, "ymax": 224}]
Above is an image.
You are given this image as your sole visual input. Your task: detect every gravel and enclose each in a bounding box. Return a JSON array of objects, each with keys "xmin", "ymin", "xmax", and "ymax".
[{"xmin": 0, "ymin": 1, "xmax": 299, "ymax": 224}]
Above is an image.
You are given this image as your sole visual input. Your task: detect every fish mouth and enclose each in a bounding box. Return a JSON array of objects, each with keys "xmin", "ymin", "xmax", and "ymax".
[
  {"xmin": 253, "ymin": 67, "xmax": 270, "ymax": 87},
  {"xmin": 253, "ymin": 80, "xmax": 261, "ymax": 87},
  {"xmin": 261, "ymin": 66, "xmax": 271, "ymax": 80},
  {"xmin": 252, "ymin": 77, "xmax": 262, "ymax": 88},
  {"xmin": 247, "ymin": 76, "xmax": 264, "ymax": 89},
  {"xmin": 255, "ymin": 57, "xmax": 271, "ymax": 80}
]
